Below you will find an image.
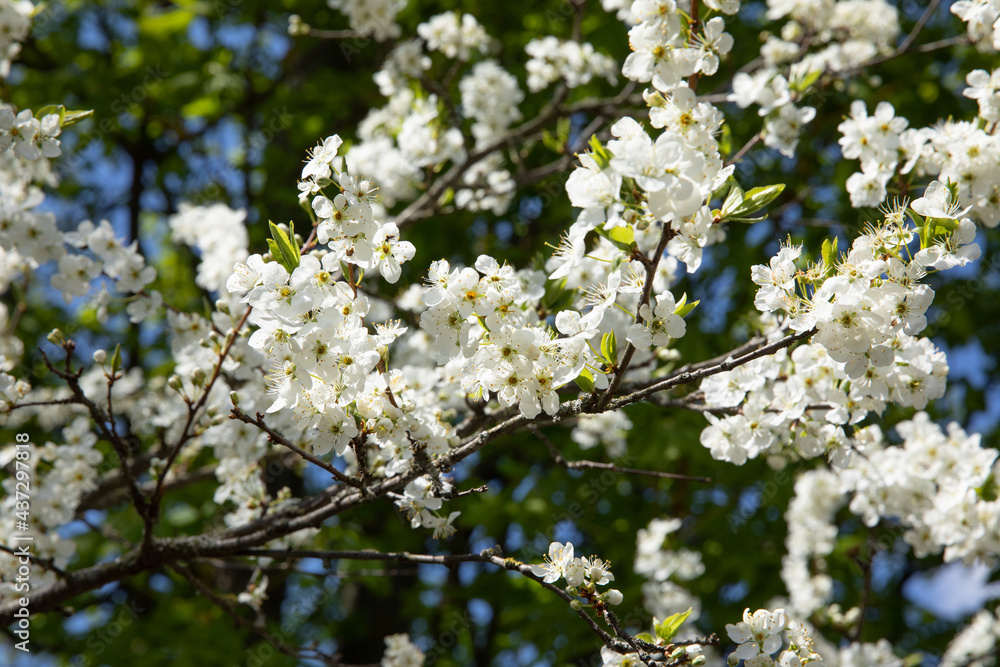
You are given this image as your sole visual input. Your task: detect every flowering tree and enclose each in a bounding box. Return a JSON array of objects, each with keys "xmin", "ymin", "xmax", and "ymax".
[{"xmin": 1, "ymin": 0, "xmax": 999, "ymax": 665}]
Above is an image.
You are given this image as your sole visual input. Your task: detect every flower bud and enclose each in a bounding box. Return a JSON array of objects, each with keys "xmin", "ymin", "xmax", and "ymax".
[
  {"xmin": 606, "ymin": 589, "xmax": 623, "ymax": 605},
  {"xmin": 569, "ymin": 600, "xmax": 583, "ymax": 611},
  {"xmin": 47, "ymin": 329, "xmax": 66, "ymax": 345},
  {"xmin": 215, "ymin": 299, "xmax": 230, "ymax": 314},
  {"xmin": 693, "ymin": 656, "xmax": 706, "ymax": 665},
  {"xmin": 93, "ymin": 349, "xmax": 107, "ymax": 364},
  {"xmin": 191, "ymin": 368, "xmax": 207, "ymax": 387},
  {"xmin": 230, "ymin": 391, "xmax": 240, "ymax": 406},
  {"xmin": 168, "ymin": 375, "xmax": 183, "ymax": 391}
]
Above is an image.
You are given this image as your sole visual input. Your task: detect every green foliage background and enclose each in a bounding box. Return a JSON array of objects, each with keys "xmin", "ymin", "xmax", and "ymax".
[{"xmin": 2, "ymin": 0, "xmax": 998, "ymax": 665}]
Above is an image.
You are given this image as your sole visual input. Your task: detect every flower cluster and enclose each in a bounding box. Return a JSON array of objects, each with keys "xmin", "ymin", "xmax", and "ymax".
[
  {"xmin": 459, "ymin": 60, "xmax": 524, "ymax": 148},
  {"xmin": 634, "ymin": 517, "xmax": 705, "ymax": 624},
  {"xmin": 381, "ymin": 633, "xmax": 425, "ymax": 667},
  {"xmin": 417, "ymin": 11, "xmax": 491, "ymax": 61},
  {"xmin": 732, "ymin": 0, "xmax": 900, "ymax": 156},
  {"xmin": 700, "ymin": 181, "xmax": 975, "ymax": 467},
  {"xmin": 421, "ymin": 255, "xmax": 590, "ymax": 418},
  {"xmin": 0, "ymin": 418, "xmax": 102, "ymax": 599},
  {"xmin": 525, "ymin": 37, "xmax": 617, "ymax": 92},
  {"xmin": 837, "ymin": 101, "xmax": 914, "ymax": 207},
  {"xmin": 622, "ymin": 0, "xmax": 738, "ymax": 95},
  {"xmin": 170, "ymin": 203, "xmax": 250, "ymax": 292},
  {"xmin": 326, "ymin": 0, "xmax": 406, "ymax": 41},
  {"xmin": 952, "ymin": 0, "xmax": 1000, "ymax": 51},
  {"xmin": 0, "ymin": 0, "xmax": 32, "ymax": 78},
  {"xmin": 532, "ymin": 541, "xmax": 623, "ymax": 607},
  {"xmin": 726, "ymin": 608, "xmax": 822, "ymax": 667},
  {"xmin": 0, "ymin": 105, "xmax": 61, "ymax": 160},
  {"xmin": 837, "ymin": 85, "xmax": 1000, "ymax": 226}
]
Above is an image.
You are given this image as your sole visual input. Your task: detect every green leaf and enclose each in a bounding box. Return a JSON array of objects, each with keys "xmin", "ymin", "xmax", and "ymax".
[
  {"xmin": 61, "ymin": 108, "xmax": 95, "ymax": 127},
  {"xmin": 588, "ymin": 134, "xmax": 611, "ymax": 169},
  {"xmin": 654, "ymin": 607, "xmax": 693, "ymax": 643},
  {"xmin": 33, "ymin": 104, "xmax": 94, "ymax": 128},
  {"xmin": 791, "ymin": 67, "xmax": 822, "ymax": 93},
  {"xmin": 266, "ymin": 238, "xmax": 282, "ymax": 263},
  {"xmin": 635, "ymin": 632, "xmax": 657, "ymax": 645},
  {"xmin": 908, "ymin": 207, "xmax": 957, "ymax": 249},
  {"xmin": 674, "ymin": 293, "xmax": 699, "ymax": 318},
  {"xmin": 138, "ymin": 7, "xmax": 196, "ymax": 39},
  {"xmin": 610, "ymin": 254, "xmax": 623, "ymax": 273},
  {"xmin": 542, "ymin": 129, "xmax": 562, "ymax": 154},
  {"xmin": 596, "ymin": 224, "xmax": 636, "ymax": 252},
  {"xmin": 180, "ymin": 96, "xmax": 221, "ymax": 119},
  {"xmin": 110, "ymin": 344, "xmax": 122, "ymax": 376},
  {"xmin": 541, "ymin": 278, "xmax": 568, "ymax": 310},
  {"xmin": 608, "ymin": 225, "xmax": 635, "ymax": 249},
  {"xmin": 727, "ymin": 184, "xmax": 785, "ymax": 219},
  {"xmin": 601, "ymin": 331, "xmax": 618, "ymax": 365},
  {"xmin": 574, "ymin": 368, "xmax": 595, "ymax": 393},
  {"xmin": 721, "ymin": 182, "xmax": 745, "ymax": 217},
  {"xmin": 718, "ymin": 123, "xmax": 733, "ymax": 158},
  {"xmin": 821, "ymin": 237, "xmax": 839, "ymax": 270},
  {"xmin": 268, "ymin": 221, "xmax": 300, "ymax": 272}
]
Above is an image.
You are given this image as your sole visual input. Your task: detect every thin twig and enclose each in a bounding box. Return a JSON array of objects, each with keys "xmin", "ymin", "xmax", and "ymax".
[{"xmin": 230, "ymin": 407, "xmax": 361, "ymax": 488}]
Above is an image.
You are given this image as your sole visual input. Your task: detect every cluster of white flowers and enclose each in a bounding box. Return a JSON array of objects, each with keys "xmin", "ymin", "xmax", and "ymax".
[
  {"xmin": 622, "ymin": 1, "xmax": 736, "ymax": 94},
  {"xmin": 0, "ymin": 105, "xmax": 61, "ymax": 160},
  {"xmin": 634, "ymin": 518, "xmax": 705, "ymax": 625},
  {"xmin": 459, "ymin": 60, "xmax": 523, "ymax": 148},
  {"xmin": 730, "ymin": 69, "xmax": 816, "ymax": 157},
  {"xmin": 0, "ymin": 418, "xmax": 102, "ymax": 599},
  {"xmin": 952, "ymin": 0, "xmax": 1000, "ymax": 52},
  {"xmin": 766, "ymin": 0, "xmax": 899, "ymax": 68},
  {"xmin": 780, "ymin": 469, "xmax": 844, "ymax": 616},
  {"xmin": 0, "ymin": 0, "xmax": 33, "ymax": 78},
  {"xmin": 571, "ymin": 409, "xmax": 633, "ymax": 459},
  {"xmin": 326, "ymin": 0, "xmax": 406, "ymax": 41},
  {"xmin": 394, "ymin": 477, "xmax": 461, "ymax": 539},
  {"xmin": 940, "ymin": 608, "xmax": 1000, "ymax": 667},
  {"xmin": 525, "ymin": 37, "xmax": 617, "ymax": 92},
  {"xmin": 532, "ymin": 541, "xmax": 623, "ymax": 606},
  {"xmin": 837, "ymin": 93, "xmax": 1000, "ymax": 226},
  {"xmin": 837, "ymin": 101, "xmax": 915, "ymax": 207},
  {"xmin": 734, "ymin": 0, "xmax": 900, "ymax": 156},
  {"xmin": 169, "ymin": 203, "xmax": 250, "ymax": 292},
  {"xmin": 373, "ymin": 39, "xmax": 430, "ymax": 97},
  {"xmin": 228, "ymin": 137, "xmax": 474, "ymax": 537},
  {"xmin": 416, "ymin": 11, "xmax": 490, "ymax": 61},
  {"xmin": 381, "ymin": 633, "xmax": 425, "ymax": 667},
  {"xmin": 700, "ymin": 181, "xmax": 979, "ymax": 467},
  {"xmin": 780, "ymin": 413, "xmax": 999, "ymax": 616},
  {"xmin": 836, "ymin": 640, "xmax": 901, "ymax": 667},
  {"xmin": 559, "ymin": 86, "xmax": 732, "ymax": 278},
  {"xmin": 421, "ymin": 255, "xmax": 590, "ymax": 418},
  {"xmin": 841, "ymin": 412, "xmax": 999, "ymax": 562},
  {"xmin": 726, "ymin": 608, "xmax": 822, "ymax": 667}
]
